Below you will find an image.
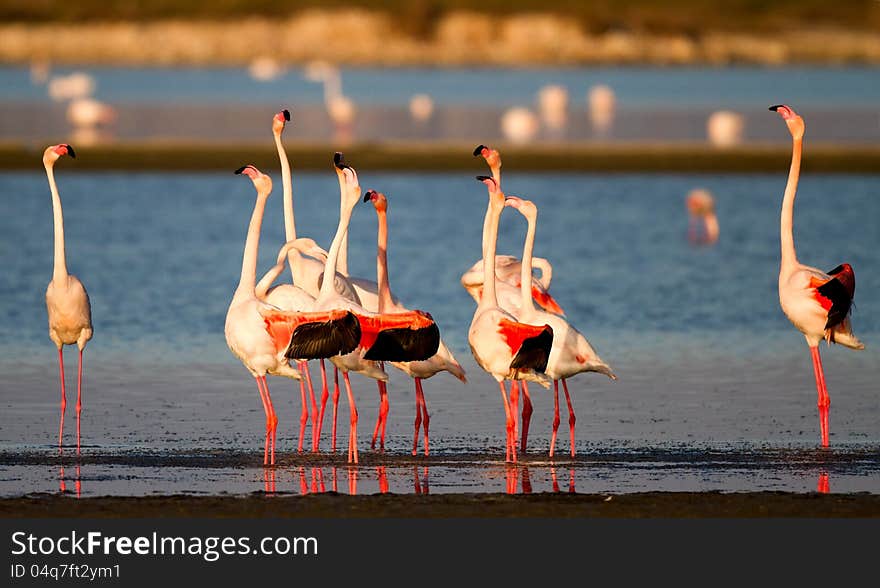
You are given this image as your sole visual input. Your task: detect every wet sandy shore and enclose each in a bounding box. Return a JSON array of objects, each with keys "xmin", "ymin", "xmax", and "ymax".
[{"xmin": 4, "ymin": 491, "xmax": 879, "ymax": 518}]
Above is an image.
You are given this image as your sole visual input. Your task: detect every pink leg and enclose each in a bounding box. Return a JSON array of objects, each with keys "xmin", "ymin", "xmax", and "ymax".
[
  {"xmin": 331, "ymin": 367, "xmax": 340, "ymax": 452},
  {"xmin": 76, "ymin": 349, "xmax": 83, "ymax": 454},
  {"xmin": 417, "ymin": 378, "xmax": 430, "ymax": 456},
  {"xmin": 818, "ymin": 472, "xmax": 830, "ymax": 494},
  {"xmin": 371, "ymin": 380, "xmax": 388, "ymax": 450},
  {"xmin": 343, "ymin": 371, "xmax": 358, "ymax": 464},
  {"xmin": 302, "ymin": 362, "xmax": 319, "ymax": 452},
  {"xmin": 498, "ymin": 381, "xmax": 516, "ymax": 462},
  {"xmin": 379, "ymin": 380, "xmax": 390, "ymax": 449},
  {"xmin": 316, "ymin": 360, "xmax": 329, "ymax": 450},
  {"xmin": 562, "ymin": 378, "xmax": 576, "ymax": 458},
  {"xmin": 296, "ymin": 368, "xmax": 309, "ymax": 453},
  {"xmin": 810, "ymin": 346, "xmax": 831, "ymax": 447},
  {"xmin": 57, "ymin": 348, "xmax": 66, "ymax": 452},
  {"xmin": 412, "ymin": 379, "xmax": 422, "ymax": 456},
  {"xmin": 262, "ymin": 376, "xmax": 278, "ymax": 465},
  {"xmin": 509, "ymin": 381, "xmax": 520, "ymax": 446},
  {"xmin": 550, "ymin": 380, "xmax": 560, "ymax": 458},
  {"xmin": 520, "ymin": 381, "xmax": 533, "ymax": 453},
  {"xmin": 255, "ymin": 377, "xmax": 270, "ymax": 465}
]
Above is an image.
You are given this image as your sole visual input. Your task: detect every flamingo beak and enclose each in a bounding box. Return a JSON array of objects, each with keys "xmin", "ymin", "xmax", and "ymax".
[
  {"xmin": 768, "ymin": 105, "xmax": 783, "ymax": 112},
  {"xmin": 282, "ymin": 109, "xmax": 291, "ymax": 121},
  {"xmin": 234, "ymin": 166, "xmax": 247, "ymax": 175},
  {"xmin": 363, "ymin": 190, "xmax": 376, "ymax": 202},
  {"xmin": 473, "ymin": 144, "xmax": 488, "ymax": 157},
  {"xmin": 64, "ymin": 144, "xmax": 76, "ymax": 159},
  {"xmin": 334, "ymin": 152, "xmax": 350, "ymax": 170}
]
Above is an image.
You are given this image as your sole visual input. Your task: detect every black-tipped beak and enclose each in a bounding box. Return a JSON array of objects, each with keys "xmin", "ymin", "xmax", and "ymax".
[
  {"xmin": 363, "ymin": 190, "xmax": 375, "ymax": 202},
  {"xmin": 65, "ymin": 144, "xmax": 76, "ymax": 159},
  {"xmin": 475, "ymin": 175, "xmax": 492, "ymax": 182},
  {"xmin": 769, "ymin": 105, "xmax": 782, "ymax": 112},
  {"xmin": 282, "ymin": 109, "xmax": 291, "ymax": 121},
  {"xmin": 234, "ymin": 166, "xmax": 247, "ymax": 175},
  {"xmin": 334, "ymin": 152, "xmax": 349, "ymax": 170},
  {"xmin": 473, "ymin": 144, "xmax": 487, "ymax": 157}
]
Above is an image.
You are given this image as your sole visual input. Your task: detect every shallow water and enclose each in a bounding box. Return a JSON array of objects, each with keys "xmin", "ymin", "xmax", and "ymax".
[{"xmin": 0, "ymin": 170, "xmax": 878, "ymax": 497}]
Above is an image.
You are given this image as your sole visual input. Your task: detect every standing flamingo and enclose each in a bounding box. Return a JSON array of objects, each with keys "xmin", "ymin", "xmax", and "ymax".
[
  {"xmin": 43, "ymin": 143, "xmax": 91, "ymax": 454},
  {"xmin": 468, "ymin": 175, "xmax": 554, "ymax": 463},
  {"xmin": 504, "ymin": 196, "xmax": 616, "ymax": 457},
  {"xmin": 225, "ymin": 165, "xmax": 359, "ymax": 465},
  {"xmin": 364, "ymin": 189, "xmax": 467, "ymax": 455},
  {"xmin": 685, "ymin": 188, "xmax": 719, "ymax": 245},
  {"xmin": 770, "ymin": 104, "xmax": 864, "ymax": 447},
  {"xmin": 464, "ymin": 144, "xmax": 564, "ymax": 316},
  {"xmin": 310, "ymin": 163, "xmax": 440, "ymax": 463}
]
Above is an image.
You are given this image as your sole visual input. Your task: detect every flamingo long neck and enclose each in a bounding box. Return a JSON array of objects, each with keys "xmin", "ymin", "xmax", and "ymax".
[
  {"xmin": 337, "ymin": 178, "xmax": 349, "ymax": 276},
  {"xmin": 491, "ymin": 164, "xmax": 501, "ymax": 189},
  {"xmin": 518, "ymin": 212, "xmax": 538, "ymax": 315},
  {"xmin": 479, "ymin": 192, "xmax": 504, "ymax": 310},
  {"xmin": 236, "ymin": 189, "xmax": 270, "ymax": 296},
  {"xmin": 780, "ymin": 135, "xmax": 802, "ymax": 272},
  {"xmin": 375, "ymin": 208, "xmax": 395, "ymax": 313},
  {"xmin": 274, "ymin": 131, "xmax": 303, "ymax": 276},
  {"xmin": 45, "ymin": 163, "xmax": 68, "ymax": 281},
  {"xmin": 320, "ymin": 189, "xmax": 357, "ymax": 300}
]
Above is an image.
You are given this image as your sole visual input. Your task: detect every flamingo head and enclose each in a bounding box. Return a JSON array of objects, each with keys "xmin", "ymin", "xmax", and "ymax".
[
  {"xmin": 42, "ymin": 143, "xmax": 76, "ymax": 166},
  {"xmin": 769, "ymin": 104, "xmax": 804, "ymax": 140},
  {"xmin": 235, "ymin": 164, "xmax": 272, "ymax": 194},
  {"xmin": 685, "ymin": 189, "xmax": 714, "ymax": 216},
  {"xmin": 473, "ymin": 143, "xmax": 501, "ymax": 169},
  {"xmin": 334, "ymin": 152, "xmax": 359, "ymax": 187},
  {"xmin": 272, "ymin": 109, "xmax": 290, "ymax": 133},
  {"xmin": 475, "ymin": 174, "xmax": 498, "ymax": 192},
  {"xmin": 504, "ymin": 195, "xmax": 537, "ymax": 221},
  {"xmin": 363, "ymin": 189, "xmax": 387, "ymax": 212}
]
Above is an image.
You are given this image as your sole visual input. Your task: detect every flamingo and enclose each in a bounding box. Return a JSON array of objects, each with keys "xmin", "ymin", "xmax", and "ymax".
[
  {"xmin": 224, "ymin": 165, "xmax": 359, "ymax": 465},
  {"xmin": 504, "ymin": 195, "xmax": 617, "ymax": 457},
  {"xmin": 686, "ymin": 188, "xmax": 719, "ymax": 245},
  {"xmin": 269, "ymin": 111, "xmax": 361, "ymax": 452},
  {"xmin": 770, "ymin": 104, "xmax": 864, "ymax": 447},
  {"xmin": 468, "ymin": 175, "xmax": 554, "ymax": 463},
  {"xmin": 464, "ymin": 144, "xmax": 565, "ymax": 316},
  {"xmin": 310, "ymin": 163, "xmax": 440, "ymax": 463},
  {"xmin": 43, "ymin": 143, "xmax": 91, "ymax": 454},
  {"xmin": 364, "ymin": 189, "xmax": 467, "ymax": 455}
]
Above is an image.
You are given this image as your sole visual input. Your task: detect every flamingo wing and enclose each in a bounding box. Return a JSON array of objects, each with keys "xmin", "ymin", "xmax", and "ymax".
[
  {"xmin": 498, "ymin": 318, "xmax": 553, "ymax": 373},
  {"xmin": 262, "ymin": 309, "xmax": 361, "ymax": 359},
  {"xmin": 813, "ymin": 263, "xmax": 856, "ymax": 330},
  {"xmin": 360, "ymin": 311, "xmax": 441, "ymax": 362}
]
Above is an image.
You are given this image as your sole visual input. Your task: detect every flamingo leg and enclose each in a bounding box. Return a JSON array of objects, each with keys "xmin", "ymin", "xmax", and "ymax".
[
  {"xmin": 331, "ymin": 367, "xmax": 340, "ymax": 452},
  {"xmin": 550, "ymin": 379, "xmax": 560, "ymax": 458},
  {"xmin": 810, "ymin": 346, "xmax": 831, "ymax": 447},
  {"xmin": 317, "ymin": 359, "xmax": 329, "ymax": 449},
  {"xmin": 296, "ymin": 367, "xmax": 309, "ymax": 453},
  {"xmin": 255, "ymin": 376, "xmax": 270, "ymax": 466},
  {"xmin": 379, "ymin": 380, "xmax": 390, "ymax": 449},
  {"xmin": 75, "ymin": 349, "xmax": 84, "ymax": 454},
  {"xmin": 304, "ymin": 363, "xmax": 319, "ymax": 452},
  {"xmin": 412, "ymin": 379, "xmax": 422, "ymax": 456},
  {"xmin": 259, "ymin": 376, "xmax": 278, "ymax": 465},
  {"xmin": 562, "ymin": 378, "xmax": 577, "ymax": 458},
  {"xmin": 509, "ymin": 381, "xmax": 520, "ymax": 446},
  {"xmin": 417, "ymin": 378, "xmax": 430, "ymax": 456},
  {"xmin": 520, "ymin": 381, "xmax": 533, "ymax": 453},
  {"xmin": 371, "ymin": 380, "xmax": 388, "ymax": 450},
  {"xmin": 498, "ymin": 381, "xmax": 516, "ymax": 463},
  {"xmin": 57, "ymin": 348, "xmax": 66, "ymax": 452},
  {"xmin": 343, "ymin": 371, "xmax": 358, "ymax": 464}
]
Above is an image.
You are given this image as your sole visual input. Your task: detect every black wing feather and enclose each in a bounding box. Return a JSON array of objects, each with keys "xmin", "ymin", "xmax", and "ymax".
[
  {"xmin": 285, "ymin": 312, "xmax": 361, "ymax": 360},
  {"xmin": 364, "ymin": 322, "xmax": 441, "ymax": 362},
  {"xmin": 509, "ymin": 325, "xmax": 553, "ymax": 373}
]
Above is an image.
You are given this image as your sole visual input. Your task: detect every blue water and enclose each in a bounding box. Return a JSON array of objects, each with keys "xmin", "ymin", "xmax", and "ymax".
[
  {"xmin": 4, "ymin": 65, "xmax": 880, "ymax": 108},
  {"xmin": 0, "ymin": 169, "xmax": 878, "ymax": 496}
]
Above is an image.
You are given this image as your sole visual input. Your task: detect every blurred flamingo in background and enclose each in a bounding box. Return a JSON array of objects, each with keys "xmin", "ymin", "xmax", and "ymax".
[
  {"xmin": 468, "ymin": 175, "xmax": 553, "ymax": 463},
  {"xmin": 588, "ymin": 84, "xmax": 616, "ymax": 135},
  {"xmin": 685, "ymin": 188, "xmax": 719, "ymax": 245},
  {"xmin": 43, "ymin": 144, "xmax": 92, "ymax": 454},
  {"xmin": 365, "ymin": 189, "xmax": 466, "ymax": 455},
  {"xmin": 770, "ymin": 104, "xmax": 864, "ymax": 448},
  {"xmin": 504, "ymin": 196, "xmax": 616, "ymax": 457}
]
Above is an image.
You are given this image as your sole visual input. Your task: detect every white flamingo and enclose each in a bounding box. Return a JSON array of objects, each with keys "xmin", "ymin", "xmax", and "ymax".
[
  {"xmin": 770, "ymin": 104, "xmax": 864, "ymax": 447},
  {"xmin": 365, "ymin": 189, "xmax": 467, "ymax": 455},
  {"xmin": 43, "ymin": 143, "xmax": 91, "ymax": 454},
  {"xmin": 504, "ymin": 195, "xmax": 616, "ymax": 457},
  {"xmin": 468, "ymin": 175, "xmax": 554, "ymax": 463}
]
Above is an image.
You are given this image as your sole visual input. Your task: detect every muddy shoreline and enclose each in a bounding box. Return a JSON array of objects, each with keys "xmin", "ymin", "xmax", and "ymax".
[{"xmin": 3, "ymin": 492, "xmax": 879, "ymax": 518}]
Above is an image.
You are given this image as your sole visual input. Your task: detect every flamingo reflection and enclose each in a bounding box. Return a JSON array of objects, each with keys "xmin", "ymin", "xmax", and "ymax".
[
  {"xmin": 263, "ymin": 468, "xmax": 276, "ymax": 495},
  {"xmin": 550, "ymin": 467, "xmax": 577, "ymax": 493},
  {"xmin": 58, "ymin": 465, "xmax": 81, "ymax": 497},
  {"xmin": 413, "ymin": 466, "xmax": 429, "ymax": 494},
  {"xmin": 377, "ymin": 466, "xmax": 389, "ymax": 493},
  {"xmin": 818, "ymin": 472, "xmax": 830, "ymax": 494}
]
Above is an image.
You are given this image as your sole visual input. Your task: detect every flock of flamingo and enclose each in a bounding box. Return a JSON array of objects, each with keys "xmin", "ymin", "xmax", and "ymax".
[{"xmin": 40, "ymin": 103, "xmax": 863, "ymax": 465}]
